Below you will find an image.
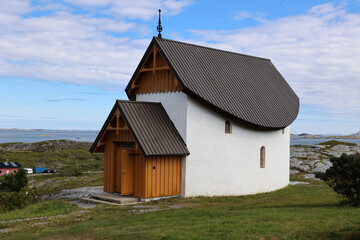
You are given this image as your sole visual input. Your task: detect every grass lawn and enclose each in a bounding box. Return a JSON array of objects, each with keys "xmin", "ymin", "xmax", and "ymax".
[{"xmin": 2, "ymin": 182, "xmax": 360, "ymax": 240}]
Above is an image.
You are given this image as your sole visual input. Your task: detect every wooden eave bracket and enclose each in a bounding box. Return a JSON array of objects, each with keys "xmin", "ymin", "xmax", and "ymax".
[
  {"xmin": 139, "ymin": 66, "xmax": 170, "ymax": 73},
  {"xmin": 131, "ymin": 83, "xmax": 139, "ymax": 89},
  {"xmin": 106, "ymin": 126, "xmax": 129, "ymax": 131}
]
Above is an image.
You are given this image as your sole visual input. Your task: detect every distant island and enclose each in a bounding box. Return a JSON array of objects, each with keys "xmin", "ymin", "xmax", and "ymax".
[
  {"xmin": 1, "ymin": 128, "xmax": 359, "ymax": 139},
  {"xmin": 291, "ymin": 131, "xmax": 360, "ymax": 139},
  {"xmin": 0, "ymin": 128, "xmax": 37, "ymax": 131}
]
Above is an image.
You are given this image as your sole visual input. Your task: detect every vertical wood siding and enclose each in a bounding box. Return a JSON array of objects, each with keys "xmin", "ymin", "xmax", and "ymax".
[
  {"xmin": 103, "ymin": 129, "xmax": 135, "ymax": 193},
  {"xmin": 103, "ymin": 131, "xmax": 115, "ymax": 192},
  {"xmin": 134, "ymin": 155, "xmax": 181, "ymax": 198},
  {"xmin": 135, "ymin": 71, "xmax": 182, "ymax": 94}
]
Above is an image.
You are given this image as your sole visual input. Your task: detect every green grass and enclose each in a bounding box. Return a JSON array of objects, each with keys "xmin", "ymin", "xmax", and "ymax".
[
  {"xmin": 3, "ymin": 183, "xmax": 360, "ymax": 240},
  {"xmin": 0, "ymin": 200, "xmax": 78, "ymax": 222},
  {"xmin": 318, "ymin": 140, "xmax": 357, "ymax": 147},
  {"xmin": 0, "ymin": 141, "xmax": 103, "ymax": 175}
]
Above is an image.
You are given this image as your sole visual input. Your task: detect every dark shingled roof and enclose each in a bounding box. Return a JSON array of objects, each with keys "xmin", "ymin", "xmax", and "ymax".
[
  {"xmin": 90, "ymin": 100, "xmax": 189, "ymax": 157},
  {"xmin": 0, "ymin": 161, "xmax": 22, "ymax": 169},
  {"xmin": 126, "ymin": 37, "xmax": 299, "ymax": 129}
]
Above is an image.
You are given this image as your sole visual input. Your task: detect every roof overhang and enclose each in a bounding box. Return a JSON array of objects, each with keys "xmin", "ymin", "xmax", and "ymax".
[
  {"xmin": 125, "ymin": 37, "xmax": 299, "ymax": 130},
  {"xmin": 90, "ymin": 100, "xmax": 190, "ymax": 157}
]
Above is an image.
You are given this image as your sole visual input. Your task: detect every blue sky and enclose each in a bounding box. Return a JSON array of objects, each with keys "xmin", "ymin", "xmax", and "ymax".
[{"xmin": 0, "ymin": 0, "xmax": 359, "ymax": 134}]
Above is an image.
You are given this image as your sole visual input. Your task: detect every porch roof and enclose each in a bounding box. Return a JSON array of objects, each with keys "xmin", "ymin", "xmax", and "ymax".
[{"xmin": 90, "ymin": 100, "xmax": 189, "ymax": 157}]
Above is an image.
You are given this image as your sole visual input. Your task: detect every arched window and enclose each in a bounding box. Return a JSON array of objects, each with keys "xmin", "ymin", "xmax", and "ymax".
[
  {"xmin": 260, "ymin": 146, "xmax": 265, "ymax": 168},
  {"xmin": 225, "ymin": 120, "xmax": 231, "ymax": 133}
]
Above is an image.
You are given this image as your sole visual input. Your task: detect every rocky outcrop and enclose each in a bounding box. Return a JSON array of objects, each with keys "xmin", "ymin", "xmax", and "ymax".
[
  {"xmin": 349, "ymin": 131, "xmax": 360, "ymax": 138},
  {"xmin": 297, "ymin": 133, "xmax": 318, "ymax": 139},
  {"xmin": 292, "ymin": 131, "xmax": 360, "ymax": 139},
  {"xmin": 290, "ymin": 141, "xmax": 360, "ymax": 180},
  {"xmin": 0, "ymin": 140, "xmax": 92, "ymax": 152}
]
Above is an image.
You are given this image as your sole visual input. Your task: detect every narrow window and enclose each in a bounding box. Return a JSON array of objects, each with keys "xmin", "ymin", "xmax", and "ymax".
[
  {"xmin": 14, "ymin": 170, "xmax": 16, "ymax": 173},
  {"xmin": 260, "ymin": 146, "xmax": 265, "ymax": 168},
  {"xmin": 282, "ymin": 129, "xmax": 285, "ymax": 134},
  {"xmin": 225, "ymin": 120, "xmax": 231, "ymax": 133}
]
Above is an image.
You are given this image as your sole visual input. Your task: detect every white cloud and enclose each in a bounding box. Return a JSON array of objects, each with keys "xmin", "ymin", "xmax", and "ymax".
[
  {"xmin": 189, "ymin": 3, "xmax": 360, "ymax": 119},
  {"xmin": 164, "ymin": 0, "xmax": 193, "ymax": 15},
  {"xmin": 0, "ymin": 1, "xmax": 357, "ymax": 126},
  {"xmin": 0, "ymin": 0, "xmax": 32, "ymax": 14},
  {"xmin": 234, "ymin": 10, "xmax": 265, "ymax": 22},
  {"xmin": 0, "ymin": 0, "xmax": 189, "ymax": 86},
  {"xmin": 109, "ymin": 1, "xmax": 160, "ymax": 21},
  {"xmin": 60, "ymin": 0, "xmax": 193, "ymax": 20},
  {"xmin": 234, "ymin": 11, "xmax": 252, "ymax": 20},
  {"xmin": 63, "ymin": 0, "xmax": 111, "ymax": 6},
  {"xmin": 0, "ymin": 0, "xmax": 193, "ymax": 87}
]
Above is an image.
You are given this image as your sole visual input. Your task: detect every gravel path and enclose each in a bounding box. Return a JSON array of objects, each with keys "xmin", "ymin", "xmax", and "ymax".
[{"xmin": 44, "ymin": 186, "xmax": 103, "ymax": 200}]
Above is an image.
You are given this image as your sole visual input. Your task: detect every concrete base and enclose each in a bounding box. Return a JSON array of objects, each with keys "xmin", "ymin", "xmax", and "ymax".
[
  {"xmin": 140, "ymin": 195, "xmax": 180, "ymax": 202},
  {"xmin": 89, "ymin": 193, "xmax": 140, "ymax": 205}
]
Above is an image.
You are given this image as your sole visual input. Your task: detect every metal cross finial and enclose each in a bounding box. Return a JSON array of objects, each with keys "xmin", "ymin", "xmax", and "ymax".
[{"xmin": 157, "ymin": 9, "xmax": 162, "ymax": 38}]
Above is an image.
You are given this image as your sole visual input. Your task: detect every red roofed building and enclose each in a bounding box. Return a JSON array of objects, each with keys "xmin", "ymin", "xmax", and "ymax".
[{"xmin": 0, "ymin": 160, "xmax": 22, "ymax": 176}]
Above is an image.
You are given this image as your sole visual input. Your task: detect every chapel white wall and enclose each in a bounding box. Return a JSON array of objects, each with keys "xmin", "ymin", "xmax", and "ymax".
[
  {"xmin": 136, "ymin": 92, "xmax": 188, "ymax": 142},
  {"xmin": 184, "ymin": 97, "xmax": 290, "ymax": 197}
]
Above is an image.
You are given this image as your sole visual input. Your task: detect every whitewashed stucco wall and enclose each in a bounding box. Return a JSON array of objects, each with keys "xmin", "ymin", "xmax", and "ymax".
[
  {"xmin": 135, "ymin": 92, "xmax": 290, "ymax": 197},
  {"xmin": 136, "ymin": 92, "xmax": 188, "ymax": 142},
  {"xmin": 183, "ymin": 97, "xmax": 290, "ymax": 197}
]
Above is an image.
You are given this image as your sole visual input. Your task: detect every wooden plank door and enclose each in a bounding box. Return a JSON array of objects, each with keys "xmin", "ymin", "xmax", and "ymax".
[
  {"xmin": 121, "ymin": 149, "xmax": 135, "ymax": 195},
  {"xmin": 114, "ymin": 145, "xmax": 122, "ymax": 192}
]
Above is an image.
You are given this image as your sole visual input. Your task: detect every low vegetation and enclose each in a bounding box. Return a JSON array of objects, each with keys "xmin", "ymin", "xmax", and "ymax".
[
  {"xmin": 318, "ymin": 140, "xmax": 357, "ymax": 147},
  {"xmin": 0, "ymin": 140, "xmax": 103, "ymax": 175},
  {"xmin": 0, "ymin": 141, "xmax": 104, "ymax": 212},
  {"xmin": 1, "ymin": 140, "xmax": 360, "ymax": 239},
  {"xmin": 0, "ymin": 199, "xmax": 78, "ymax": 222},
  {"xmin": 316, "ymin": 153, "xmax": 360, "ymax": 205},
  {"xmin": 0, "ymin": 169, "xmax": 39, "ymax": 212},
  {"xmin": 2, "ymin": 183, "xmax": 360, "ymax": 239},
  {"xmin": 0, "ymin": 168, "xmax": 28, "ymax": 192}
]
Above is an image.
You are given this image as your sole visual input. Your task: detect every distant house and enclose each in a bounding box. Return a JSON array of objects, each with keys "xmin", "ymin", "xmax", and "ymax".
[
  {"xmin": 91, "ymin": 37, "xmax": 299, "ymax": 199},
  {"xmin": 0, "ymin": 160, "xmax": 22, "ymax": 176}
]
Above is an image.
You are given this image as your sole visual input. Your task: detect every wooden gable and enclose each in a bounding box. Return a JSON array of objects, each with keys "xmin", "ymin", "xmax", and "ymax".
[
  {"xmin": 127, "ymin": 45, "xmax": 182, "ymax": 100},
  {"xmin": 92, "ymin": 108, "xmax": 135, "ymax": 153}
]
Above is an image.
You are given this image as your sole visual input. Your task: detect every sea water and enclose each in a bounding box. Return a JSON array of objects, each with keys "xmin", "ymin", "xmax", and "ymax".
[
  {"xmin": 0, "ymin": 129, "xmax": 359, "ymax": 145},
  {"xmin": 0, "ymin": 129, "xmax": 98, "ymax": 143}
]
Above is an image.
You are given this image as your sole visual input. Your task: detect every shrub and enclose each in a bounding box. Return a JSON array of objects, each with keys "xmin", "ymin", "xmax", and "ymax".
[
  {"xmin": 72, "ymin": 169, "xmax": 83, "ymax": 177},
  {"xmin": 0, "ymin": 168, "xmax": 28, "ymax": 192},
  {"xmin": 315, "ymin": 153, "xmax": 360, "ymax": 205},
  {"xmin": 0, "ymin": 188, "xmax": 39, "ymax": 212}
]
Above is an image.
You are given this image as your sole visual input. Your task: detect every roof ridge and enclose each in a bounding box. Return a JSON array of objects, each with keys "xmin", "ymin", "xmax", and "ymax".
[
  {"xmin": 116, "ymin": 99, "xmax": 161, "ymax": 105},
  {"xmin": 154, "ymin": 37, "xmax": 271, "ymax": 62}
]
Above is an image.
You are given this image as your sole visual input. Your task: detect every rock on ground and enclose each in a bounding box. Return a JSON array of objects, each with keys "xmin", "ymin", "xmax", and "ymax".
[
  {"xmin": 44, "ymin": 186, "xmax": 103, "ymax": 200},
  {"xmin": 290, "ymin": 142, "xmax": 360, "ymax": 180},
  {"xmin": 289, "ymin": 181, "xmax": 309, "ymax": 185}
]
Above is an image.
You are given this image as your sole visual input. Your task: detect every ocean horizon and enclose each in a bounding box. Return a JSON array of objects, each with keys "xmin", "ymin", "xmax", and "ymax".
[
  {"xmin": 0, "ymin": 129, "xmax": 98, "ymax": 144},
  {"xmin": 0, "ymin": 129, "xmax": 360, "ymax": 146}
]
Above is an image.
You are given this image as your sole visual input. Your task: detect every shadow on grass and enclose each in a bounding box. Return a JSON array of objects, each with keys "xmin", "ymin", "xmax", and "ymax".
[
  {"xmin": 322, "ymin": 228, "xmax": 360, "ymax": 240},
  {"xmin": 235, "ymin": 201, "xmax": 357, "ymax": 210}
]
